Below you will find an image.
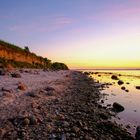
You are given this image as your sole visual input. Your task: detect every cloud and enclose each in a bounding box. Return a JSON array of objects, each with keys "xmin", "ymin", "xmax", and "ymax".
[
  {"xmin": 9, "ymin": 16, "xmax": 74, "ymax": 34},
  {"xmin": 88, "ymin": 6, "xmax": 140, "ymax": 22}
]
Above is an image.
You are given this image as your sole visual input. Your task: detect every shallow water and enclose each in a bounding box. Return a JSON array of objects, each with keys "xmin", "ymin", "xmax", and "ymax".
[{"xmin": 82, "ymin": 70, "xmax": 140, "ymax": 136}]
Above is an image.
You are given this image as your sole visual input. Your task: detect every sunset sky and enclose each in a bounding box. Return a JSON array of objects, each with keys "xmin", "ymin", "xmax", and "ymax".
[{"xmin": 0, "ymin": 0, "xmax": 140, "ymax": 69}]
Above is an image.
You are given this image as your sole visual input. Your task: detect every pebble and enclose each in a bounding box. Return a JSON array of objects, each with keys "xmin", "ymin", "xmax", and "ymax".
[
  {"xmin": 73, "ymin": 126, "xmax": 80, "ymax": 133},
  {"xmin": 0, "ymin": 128, "xmax": 6, "ymax": 138},
  {"xmin": 29, "ymin": 116, "xmax": 37, "ymax": 125},
  {"xmin": 63, "ymin": 121, "xmax": 69, "ymax": 127},
  {"xmin": 11, "ymin": 73, "xmax": 21, "ymax": 78},
  {"xmin": 23, "ymin": 118, "xmax": 30, "ymax": 126},
  {"xmin": 18, "ymin": 83, "xmax": 26, "ymax": 91}
]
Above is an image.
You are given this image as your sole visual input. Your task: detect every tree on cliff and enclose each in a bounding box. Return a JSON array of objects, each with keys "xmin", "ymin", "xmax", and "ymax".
[{"xmin": 24, "ymin": 46, "xmax": 30, "ymax": 52}]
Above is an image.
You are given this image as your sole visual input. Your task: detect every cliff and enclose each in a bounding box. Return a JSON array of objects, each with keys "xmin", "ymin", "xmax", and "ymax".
[
  {"xmin": 0, "ymin": 40, "xmax": 44, "ymax": 65},
  {"xmin": 0, "ymin": 40, "xmax": 68, "ymax": 70}
]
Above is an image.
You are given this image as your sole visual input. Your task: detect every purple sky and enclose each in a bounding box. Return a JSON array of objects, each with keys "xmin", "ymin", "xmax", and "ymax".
[{"xmin": 0, "ymin": 0, "xmax": 140, "ymax": 68}]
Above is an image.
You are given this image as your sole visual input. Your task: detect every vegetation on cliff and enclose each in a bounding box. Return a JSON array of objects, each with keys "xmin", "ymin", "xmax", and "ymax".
[{"xmin": 0, "ymin": 40, "xmax": 68, "ymax": 70}]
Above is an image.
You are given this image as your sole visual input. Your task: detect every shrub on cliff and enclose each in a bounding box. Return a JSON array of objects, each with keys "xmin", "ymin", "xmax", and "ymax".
[{"xmin": 51, "ymin": 62, "xmax": 68, "ymax": 70}]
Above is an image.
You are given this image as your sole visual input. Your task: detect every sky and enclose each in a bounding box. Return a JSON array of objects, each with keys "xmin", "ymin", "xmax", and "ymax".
[{"xmin": 0, "ymin": 0, "xmax": 140, "ymax": 69}]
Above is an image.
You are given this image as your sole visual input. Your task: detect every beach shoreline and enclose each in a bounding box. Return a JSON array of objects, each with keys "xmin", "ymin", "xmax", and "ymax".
[{"xmin": 0, "ymin": 69, "xmax": 134, "ymax": 139}]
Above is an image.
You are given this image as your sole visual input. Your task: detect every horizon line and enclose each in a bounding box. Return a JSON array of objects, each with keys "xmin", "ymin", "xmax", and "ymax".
[{"xmin": 71, "ymin": 68, "xmax": 140, "ymax": 70}]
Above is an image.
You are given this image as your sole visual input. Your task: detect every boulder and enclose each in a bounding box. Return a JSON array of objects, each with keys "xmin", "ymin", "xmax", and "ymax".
[
  {"xmin": 111, "ymin": 75, "xmax": 119, "ymax": 80},
  {"xmin": 136, "ymin": 86, "xmax": 140, "ymax": 90},
  {"xmin": 118, "ymin": 80, "xmax": 124, "ymax": 85},
  {"xmin": 113, "ymin": 102, "xmax": 125, "ymax": 112},
  {"xmin": 135, "ymin": 126, "xmax": 140, "ymax": 140},
  {"xmin": 121, "ymin": 86, "xmax": 126, "ymax": 90}
]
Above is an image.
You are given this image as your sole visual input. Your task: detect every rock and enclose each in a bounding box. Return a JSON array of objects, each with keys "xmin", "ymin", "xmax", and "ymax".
[
  {"xmin": 135, "ymin": 126, "xmax": 140, "ymax": 140},
  {"xmin": 45, "ymin": 91, "xmax": 54, "ymax": 96},
  {"xmin": 0, "ymin": 69, "xmax": 6, "ymax": 76},
  {"xmin": 99, "ymin": 113, "xmax": 109, "ymax": 120},
  {"xmin": 45, "ymin": 86, "xmax": 55, "ymax": 91},
  {"xmin": 83, "ymin": 126, "xmax": 88, "ymax": 131},
  {"xmin": 0, "ymin": 128, "xmax": 6, "ymax": 139},
  {"xmin": 26, "ymin": 92, "xmax": 38, "ymax": 98},
  {"xmin": 76, "ymin": 121, "xmax": 83, "ymax": 127},
  {"xmin": 44, "ymin": 87, "xmax": 55, "ymax": 96},
  {"xmin": 29, "ymin": 116, "xmax": 37, "ymax": 125},
  {"xmin": 101, "ymin": 100, "xmax": 104, "ymax": 103},
  {"xmin": 136, "ymin": 86, "xmax": 140, "ymax": 90},
  {"xmin": 85, "ymin": 135, "xmax": 95, "ymax": 140},
  {"xmin": 48, "ymin": 134, "xmax": 57, "ymax": 139},
  {"xmin": 113, "ymin": 102, "xmax": 125, "ymax": 112},
  {"xmin": 126, "ymin": 125, "xmax": 131, "ymax": 129},
  {"xmin": 11, "ymin": 73, "xmax": 21, "ymax": 78},
  {"xmin": 23, "ymin": 118, "xmax": 30, "ymax": 125},
  {"xmin": 72, "ymin": 126, "xmax": 80, "ymax": 133},
  {"xmin": 84, "ymin": 72, "xmax": 90, "ymax": 75},
  {"xmin": 18, "ymin": 83, "xmax": 26, "ymax": 91},
  {"xmin": 111, "ymin": 75, "xmax": 119, "ymax": 80},
  {"xmin": 125, "ymin": 89, "xmax": 129, "ymax": 92},
  {"xmin": 121, "ymin": 86, "xmax": 126, "ymax": 90},
  {"xmin": 2, "ymin": 87, "xmax": 12, "ymax": 93},
  {"xmin": 107, "ymin": 104, "xmax": 111, "ymax": 107},
  {"xmin": 63, "ymin": 121, "xmax": 69, "ymax": 127},
  {"xmin": 118, "ymin": 80, "xmax": 124, "ymax": 85},
  {"xmin": 61, "ymin": 134, "xmax": 66, "ymax": 140}
]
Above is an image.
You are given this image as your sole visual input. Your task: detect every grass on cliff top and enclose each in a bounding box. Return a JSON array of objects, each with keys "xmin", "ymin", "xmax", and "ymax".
[{"xmin": 0, "ymin": 40, "xmax": 23, "ymax": 51}]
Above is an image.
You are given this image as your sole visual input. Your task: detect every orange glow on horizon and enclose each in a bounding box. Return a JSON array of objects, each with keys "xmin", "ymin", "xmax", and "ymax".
[{"xmin": 44, "ymin": 32, "xmax": 140, "ymax": 69}]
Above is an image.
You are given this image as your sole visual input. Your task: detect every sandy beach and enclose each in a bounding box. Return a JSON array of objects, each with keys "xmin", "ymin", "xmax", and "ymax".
[{"xmin": 0, "ymin": 69, "xmax": 134, "ymax": 140}]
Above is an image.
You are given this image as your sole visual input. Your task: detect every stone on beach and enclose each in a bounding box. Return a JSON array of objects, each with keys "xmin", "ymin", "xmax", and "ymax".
[
  {"xmin": 111, "ymin": 75, "xmax": 119, "ymax": 80},
  {"xmin": 84, "ymin": 72, "xmax": 90, "ymax": 75},
  {"xmin": 26, "ymin": 92, "xmax": 39, "ymax": 98},
  {"xmin": 118, "ymin": 80, "xmax": 124, "ymax": 85},
  {"xmin": 121, "ymin": 86, "xmax": 126, "ymax": 90},
  {"xmin": 23, "ymin": 118, "xmax": 30, "ymax": 125},
  {"xmin": 11, "ymin": 73, "xmax": 21, "ymax": 78},
  {"xmin": 0, "ymin": 69, "xmax": 6, "ymax": 75},
  {"xmin": 136, "ymin": 86, "xmax": 140, "ymax": 90},
  {"xmin": 18, "ymin": 83, "xmax": 27, "ymax": 91},
  {"xmin": 135, "ymin": 126, "xmax": 140, "ymax": 140},
  {"xmin": 2, "ymin": 87, "xmax": 12, "ymax": 93},
  {"xmin": 113, "ymin": 102, "xmax": 125, "ymax": 112}
]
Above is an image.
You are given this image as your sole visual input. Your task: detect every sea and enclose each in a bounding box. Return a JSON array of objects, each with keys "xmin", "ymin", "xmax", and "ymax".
[{"xmin": 81, "ymin": 69, "xmax": 140, "ymax": 136}]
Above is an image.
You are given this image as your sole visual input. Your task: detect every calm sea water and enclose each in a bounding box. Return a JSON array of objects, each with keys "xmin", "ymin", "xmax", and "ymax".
[{"xmin": 82, "ymin": 70, "xmax": 140, "ymax": 136}]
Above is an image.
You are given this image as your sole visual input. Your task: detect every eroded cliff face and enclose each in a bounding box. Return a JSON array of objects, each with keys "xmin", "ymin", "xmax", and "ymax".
[{"xmin": 0, "ymin": 45, "xmax": 43, "ymax": 65}]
